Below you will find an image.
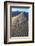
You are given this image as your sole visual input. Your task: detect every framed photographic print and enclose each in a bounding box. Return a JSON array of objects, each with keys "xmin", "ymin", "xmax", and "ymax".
[{"xmin": 4, "ymin": 1, "xmax": 34, "ymax": 44}]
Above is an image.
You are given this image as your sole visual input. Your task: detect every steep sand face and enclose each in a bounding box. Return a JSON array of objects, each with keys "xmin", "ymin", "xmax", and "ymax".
[{"xmin": 10, "ymin": 13, "xmax": 28, "ymax": 37}]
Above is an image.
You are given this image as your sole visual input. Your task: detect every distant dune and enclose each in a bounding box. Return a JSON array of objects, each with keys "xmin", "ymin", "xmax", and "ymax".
[{"xmin": 10, "ymin": 12, "xmax": 28, "ymax": 37}]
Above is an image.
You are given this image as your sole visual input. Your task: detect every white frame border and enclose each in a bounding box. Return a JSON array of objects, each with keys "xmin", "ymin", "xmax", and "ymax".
[{"xmin": 7, "ymin": 3, "xmax": 33, "ymax": 42}]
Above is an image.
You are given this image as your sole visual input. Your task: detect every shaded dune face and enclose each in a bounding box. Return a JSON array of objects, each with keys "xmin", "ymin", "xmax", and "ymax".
[{"xmin": 10, "ymin": 13, "xmax": 28, "ymax": 37}]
